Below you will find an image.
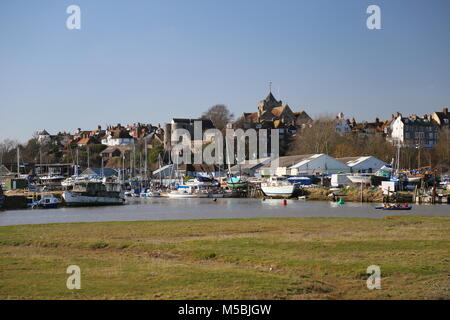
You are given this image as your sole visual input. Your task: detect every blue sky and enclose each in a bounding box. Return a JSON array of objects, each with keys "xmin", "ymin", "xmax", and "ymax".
[{"xmin": 1, "ymin": 0, "xmax": 450, "ymax": 142}]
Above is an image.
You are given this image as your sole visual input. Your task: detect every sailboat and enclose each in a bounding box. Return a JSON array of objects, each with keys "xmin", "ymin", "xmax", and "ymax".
[{"xmin": 261, "ymin": 176, "xmax": 298, "ymax": 198}]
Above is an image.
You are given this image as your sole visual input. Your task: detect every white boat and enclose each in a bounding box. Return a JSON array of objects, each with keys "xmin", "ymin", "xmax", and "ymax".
[
  {"xmin": 39, "ymin": 175, "xmax": 65, "ymax": 183},
  {"xmin": 347, "ymin": 174, "xmax": 372, "ymax": 184},
  {"xmin": 140, "ymin": 189, "xmax": 161, "ymax": 197},
  {"xmin": 261, "ymin": 177, "xmax": 297, "ymax": 198},
  {"xmin": 38, "ymin": 194, "xmax": 61, "ymax": 208},
  {"xmin": 63, "ymin": 181, "xmax": 124, "ymax": 206}
]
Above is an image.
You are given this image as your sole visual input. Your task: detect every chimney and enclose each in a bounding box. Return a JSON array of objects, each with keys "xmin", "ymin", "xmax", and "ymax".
[
  {"xmin": 444, "ymin": 107, "xmax": 449, "ymax": 115},
  {"xmin": 98, "ymin": 125, "xmax": 102, "ymax": 131}
]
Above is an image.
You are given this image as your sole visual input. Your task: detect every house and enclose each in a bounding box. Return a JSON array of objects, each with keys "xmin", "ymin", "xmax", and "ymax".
[
  {"xmin": 257, "ymin": 154, "xmax": 349, "ymax": 176},
  {"xmin": 350, "ymin": 118, "xmax": 389, "ymax": 138},
  {"xmin": 334, "ymin": 113, "xmax": 352, "ymax": 135},
  {"xmin": 163, "ymin": 118, "xmax": 215, "ymax": 152},
  {"xmin": 101, "ymin": 129, "xmax": 134, "ymax": 146},
  {"xmin": 37, "ymin": 129, "xmax": 51, "ymax": 143},
  {"xmin": 390, "ymin": 113, "xmax": 439, "ymax": 148},
  {"xmin": 337, "ymin": 156, "xmax": 387, "ymax": 173},
  {"xmin": 100, "ymin": 146, "xmax": 124, "ymax": 158},
  {"xmin": 76, "ymin": 136, "xmax": 100, "ymax": 147},
  {"xmin": 432, "ymin": 107, "xmax": 450, "ymax": 130}
]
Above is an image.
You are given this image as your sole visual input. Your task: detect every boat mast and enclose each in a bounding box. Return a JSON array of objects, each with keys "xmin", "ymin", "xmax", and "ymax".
[
  {"xmin": 87, "ymin": 145, "xmax": 90, "ymax": 169},
  {"xmin": 144, "ymin": 138, "xmax": 148, "ymax": 181},
  {"xmin": 16, "ymin": 146, "xmax": 20, "ymax": 176},
  {"xmin": 76, "ymin": 148, "xmax": 79, "ymax": 176}
]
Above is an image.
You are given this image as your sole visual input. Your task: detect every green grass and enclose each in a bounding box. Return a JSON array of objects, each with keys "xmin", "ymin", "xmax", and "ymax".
[{"xmin": 0, "ymin": 216, "xmax": 449, "ymax": 299}]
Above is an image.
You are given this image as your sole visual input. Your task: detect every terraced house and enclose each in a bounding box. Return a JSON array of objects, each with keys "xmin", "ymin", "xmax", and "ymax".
[{"xmin": 390, "ymin": 113, "xmax": 439, "ymax": 148}]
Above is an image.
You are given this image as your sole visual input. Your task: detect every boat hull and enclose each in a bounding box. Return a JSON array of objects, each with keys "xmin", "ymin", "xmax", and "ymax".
[
  {"xmin": 63, "ymin": 192, "xmax": 125, "ymax": 206},
  {"xmin": 348, "ymin": 176, "xmax": 372, "ymax": 184},
  {"xmin": 261, "ymin": 185, "xmax": 295, "ymax": 198}
]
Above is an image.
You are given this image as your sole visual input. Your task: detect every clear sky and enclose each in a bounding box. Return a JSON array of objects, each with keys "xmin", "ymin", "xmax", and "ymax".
[{"xmin": 1, "ymin": 0, "xmax": 450, "ymax": 142}]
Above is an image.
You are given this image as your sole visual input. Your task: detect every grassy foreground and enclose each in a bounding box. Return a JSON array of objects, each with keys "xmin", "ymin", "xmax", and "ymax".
[{"xmin": 0, "ymin": 216, "xmax": 449, "ymax": 300}]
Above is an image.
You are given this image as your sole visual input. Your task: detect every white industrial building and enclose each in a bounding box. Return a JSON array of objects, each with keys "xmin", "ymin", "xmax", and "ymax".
[
  {"xmin": 258, "ymin": 154, "xmax": 350, "ymax": 176},
  {"xmin": 337, "ymin": 156, "xmax": 387, "ymax": 174}
]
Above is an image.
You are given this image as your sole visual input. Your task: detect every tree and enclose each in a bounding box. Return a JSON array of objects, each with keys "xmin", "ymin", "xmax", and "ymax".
[{"xmin": 200, "ymin": 104, "xmax": 234, "ymax": 131}]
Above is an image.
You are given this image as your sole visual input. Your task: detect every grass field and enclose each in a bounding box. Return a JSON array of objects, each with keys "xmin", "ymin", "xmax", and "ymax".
[{"xmin": 0, "ymin": 216, "xmax": 449, "ymax": 299}]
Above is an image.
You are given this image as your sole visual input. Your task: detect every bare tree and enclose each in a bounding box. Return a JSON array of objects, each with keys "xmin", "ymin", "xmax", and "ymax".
[{"xmin": 200, "ymin": 104, "xmax": 234, "ymax": 131}]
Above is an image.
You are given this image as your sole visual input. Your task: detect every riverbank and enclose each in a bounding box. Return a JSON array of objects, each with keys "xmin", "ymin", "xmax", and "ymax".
[{"xmin": 0, "ymin": 216, "xmax": 449, "ymax": 299}]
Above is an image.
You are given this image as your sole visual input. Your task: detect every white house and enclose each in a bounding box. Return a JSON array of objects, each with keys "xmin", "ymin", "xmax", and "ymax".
[
  {"xmin": 101, "ymin": 130, "xmax": 134, "ymax": 146},
  {"xmin": 337, "ymin": 156, "xmax": 387, "ymax": 173},
  {"xmin": 390, "ymin": 114, "xmax": 439, "ymax": 148},
  {"xmin": 335, "ymin": 113, "xmax": 352, "ymax": 135},
  {"xmin": 37, "ymin": 130, "xmax": 51, "ymax": 143}
]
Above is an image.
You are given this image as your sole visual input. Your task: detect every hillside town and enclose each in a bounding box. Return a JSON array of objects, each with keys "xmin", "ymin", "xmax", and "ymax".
[{"xmin": 1, "ymin": 91, "xmax": 449, "ymax": 209}]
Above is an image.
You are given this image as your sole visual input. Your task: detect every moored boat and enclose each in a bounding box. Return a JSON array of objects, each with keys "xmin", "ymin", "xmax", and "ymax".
[
  {"xmin": 227, "ymin": 176, "xmax": 248, "ymax": 189},
  {"xmin": 63, "ymin": 181, "xmax": 124, "ymax": 206},
  {"xmin": 28, "ymin": 194, "xmax": 62, "ymax": 209},
  {"xmin": 374, "ymin": 204, "xmax": 413, "ymax": 210}
]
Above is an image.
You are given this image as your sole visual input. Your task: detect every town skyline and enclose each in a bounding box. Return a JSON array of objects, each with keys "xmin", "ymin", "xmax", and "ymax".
[{"xmin": 1, "ymin": 0, "xmax": 450, "ymax": 142}]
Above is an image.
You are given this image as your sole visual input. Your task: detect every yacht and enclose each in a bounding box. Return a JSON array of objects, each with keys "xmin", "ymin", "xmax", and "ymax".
[{"xmin": 261, "ymin": 177, "xmax": 298, "ymax": 198}]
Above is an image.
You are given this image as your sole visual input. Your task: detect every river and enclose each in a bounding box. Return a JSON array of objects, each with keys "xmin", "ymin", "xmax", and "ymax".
[{"xmin": 0, "ymin": 198, "xmax": 449, "ymax": 226}]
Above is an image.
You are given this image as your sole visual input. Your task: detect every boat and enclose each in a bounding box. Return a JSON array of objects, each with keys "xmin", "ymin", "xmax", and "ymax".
[
  {"xmin": 166, "ymin": 187, "xmax": 202, "ymax": 198},
  {"xmin": 287, "ymin": 176, "xmax": 312, "ymax": 185},
  {"xmin": 347, "ymin": 174, "xmax": 372, "ymax": 185},
  {"xmin": 140, "ymin": 189, "xmax": 161, "ymax": 197},
  {"xmin": 407, "ymin": 176, "xmax": 423, "ymax": 183},
  {"xmin": 227, "ymin": 176, "xmax": 248, "ymax": 189},
  {"xmin": 374, "ymin": 204, "xmax": 413, "ymax": 210},
  {"xmin": 39, "ymin": 175, "xmax": 66, "ymax": 183},
  {"xmin": 29, "ymin": 194, "xmax": 61, "ymax": 209},
  {"xmin": 63, "ymin": 181, "xmax": 125, "ymax": 206},
  {"xmin": 261, "ymin": 177, "xmax": 298, "ymax": 198}
]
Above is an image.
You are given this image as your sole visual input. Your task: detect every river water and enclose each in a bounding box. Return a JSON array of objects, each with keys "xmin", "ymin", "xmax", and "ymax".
[{"xmin": 0, "ymin": 198, "xmax": 449, "ymax": 226}]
